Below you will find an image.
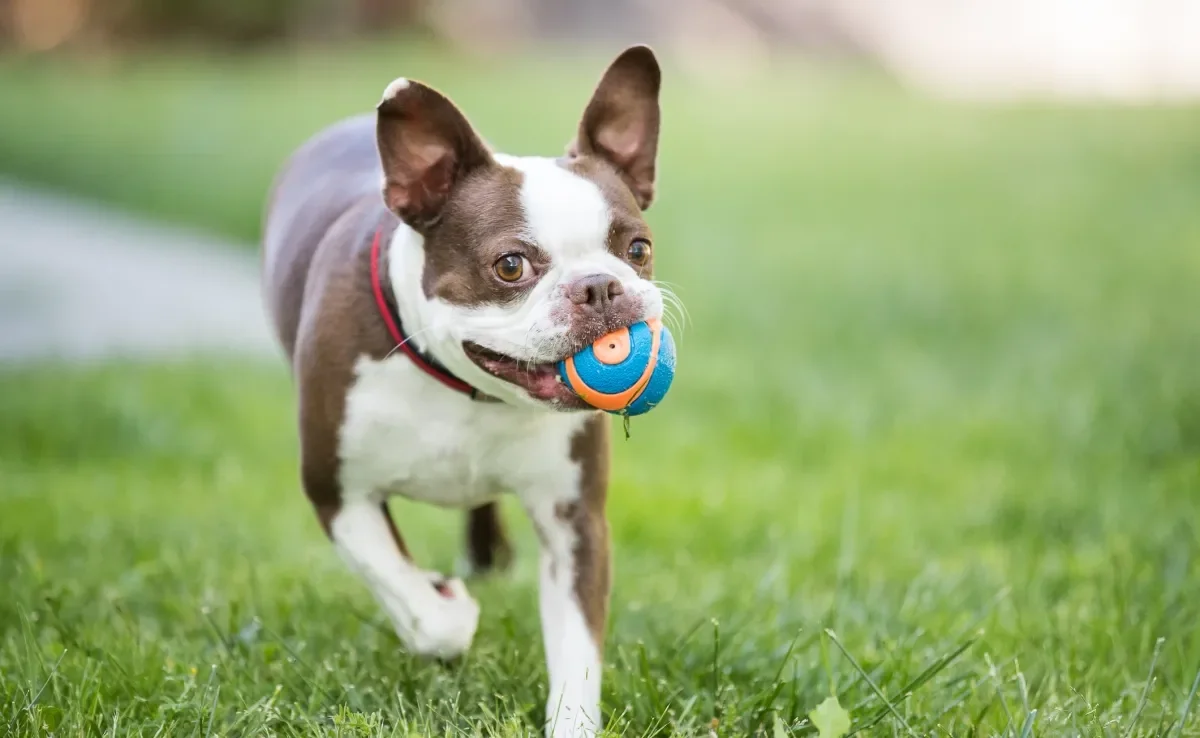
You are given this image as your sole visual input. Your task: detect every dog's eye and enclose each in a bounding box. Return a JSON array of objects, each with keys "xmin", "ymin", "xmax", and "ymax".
[
  {"xmin": 494, "ymin": 254, "xmax": 527, "ymax": 282},
  {"xmin": 627, "ymin": 239, "xmax": 651, "ymax": 267}
]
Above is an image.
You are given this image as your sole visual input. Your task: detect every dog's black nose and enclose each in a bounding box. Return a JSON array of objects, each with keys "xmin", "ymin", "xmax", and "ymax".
[{"xmin": 567, "ymin": 274, "xmax": 624, "ymax": 312}]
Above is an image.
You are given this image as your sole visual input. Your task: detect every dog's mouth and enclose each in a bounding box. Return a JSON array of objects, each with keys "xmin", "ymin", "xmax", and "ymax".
[{"xmin": 462, "ymin": 342, "xmax": 589, "ymax": 409}]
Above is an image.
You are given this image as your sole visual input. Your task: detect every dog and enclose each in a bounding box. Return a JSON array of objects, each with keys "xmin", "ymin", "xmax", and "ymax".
[{"xmin": 260, "ymin": 45, "xmax": 664, "ymax": 737}]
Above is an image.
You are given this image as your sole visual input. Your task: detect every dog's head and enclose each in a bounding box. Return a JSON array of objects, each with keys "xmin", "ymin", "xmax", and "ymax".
[{"xmin": 377, "ymin": 46, "xmax": 665, "ymax": 410}]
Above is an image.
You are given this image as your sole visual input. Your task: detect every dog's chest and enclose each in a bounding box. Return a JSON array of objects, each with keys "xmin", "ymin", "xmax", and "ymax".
[{"xmin": 337, "ymin": 355, "xmax": 588, "ymax": 506}]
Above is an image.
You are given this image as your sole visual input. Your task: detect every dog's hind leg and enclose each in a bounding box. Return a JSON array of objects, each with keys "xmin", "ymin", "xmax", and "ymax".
[{"xmin": 462, "ymin": 502, "xmax": 514, "ymax": 576}]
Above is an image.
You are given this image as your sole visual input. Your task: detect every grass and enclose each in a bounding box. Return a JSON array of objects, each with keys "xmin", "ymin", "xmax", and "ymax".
[{"xmin": 3, "ymin": 39, "xmax": 1200, "ymax": 736}]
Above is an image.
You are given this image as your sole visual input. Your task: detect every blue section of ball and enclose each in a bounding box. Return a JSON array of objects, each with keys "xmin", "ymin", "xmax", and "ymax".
[
  {"xmin": 624, "ymin": 325, "xmax": 676, "ymax": 416},
  {"xmin": 561, "ymin": 321, "xmax": 655, "ymax": 395}
]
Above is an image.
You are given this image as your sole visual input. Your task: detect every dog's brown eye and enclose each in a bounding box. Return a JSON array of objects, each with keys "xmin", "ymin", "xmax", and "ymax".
[
  {"xmin": 628, "ymin": 240, "xmax": 651, "ymax": 266},
  {"xmin": 494, "ymin": 254, "xmax": 526, "ymax": 282}
]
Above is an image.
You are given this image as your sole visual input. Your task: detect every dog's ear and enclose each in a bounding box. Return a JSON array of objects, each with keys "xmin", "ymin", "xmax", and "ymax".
[
  {"xmin": 377, "ymin": 78, "xmax": 492, "ymax": 231},
  {"xmin": 568, "ymin": 45, "xmax": 662, "ymax": 210}
]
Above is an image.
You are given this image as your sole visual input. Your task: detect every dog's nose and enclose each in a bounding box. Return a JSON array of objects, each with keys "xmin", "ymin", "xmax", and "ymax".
[{"xmin": 567, "ymin": 274, "xmax": 624, "ymax": 312}]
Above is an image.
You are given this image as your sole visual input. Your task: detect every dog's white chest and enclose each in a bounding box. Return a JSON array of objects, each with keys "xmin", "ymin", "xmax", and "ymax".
[{"xmin": 337, "ymin": 354, "xmax": 588, "ymax": 506}]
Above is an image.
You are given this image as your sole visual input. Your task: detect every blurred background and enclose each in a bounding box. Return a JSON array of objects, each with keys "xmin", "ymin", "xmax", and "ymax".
[
  {"xmin": 2, "ymin": 0, "xmax": 1200, "ymax": 735},
  {"xmin": 4, "ymin": 0, "xmax": 1200, "ymax": 98}
]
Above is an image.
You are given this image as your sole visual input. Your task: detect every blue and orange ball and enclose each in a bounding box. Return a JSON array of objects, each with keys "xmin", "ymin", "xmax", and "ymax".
[{"xmin": 558, "ymin": 319, "xmax": 676, "ymax": 416}]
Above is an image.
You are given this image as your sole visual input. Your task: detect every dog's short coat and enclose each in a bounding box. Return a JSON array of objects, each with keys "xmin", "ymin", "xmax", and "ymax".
[{"xmin": 260, "ymin": 46, "xmax": 665, "ymax": 737}]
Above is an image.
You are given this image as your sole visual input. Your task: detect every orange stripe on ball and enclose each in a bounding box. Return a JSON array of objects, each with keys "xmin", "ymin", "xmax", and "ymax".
[{"xmin": 565, "ymin": 320, "xmax": 662, "ymax": 412}]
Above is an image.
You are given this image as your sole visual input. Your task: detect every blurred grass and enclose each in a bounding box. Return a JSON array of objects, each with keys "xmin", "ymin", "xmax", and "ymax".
[{"xmin": 3, "ymin": 40, "xmax": 1200, "ymax": 736}]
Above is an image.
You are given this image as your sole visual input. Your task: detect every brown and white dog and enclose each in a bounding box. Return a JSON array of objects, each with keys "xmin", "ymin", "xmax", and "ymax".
[{"xmin": 260, "ymin": 46, "xmax": 664, "ymax": 737}]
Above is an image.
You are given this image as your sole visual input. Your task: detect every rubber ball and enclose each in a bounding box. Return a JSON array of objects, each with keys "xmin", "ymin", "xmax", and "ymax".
[{"xmin": 558, "ymin": 318, "xmax": 676, "ymax": 416}]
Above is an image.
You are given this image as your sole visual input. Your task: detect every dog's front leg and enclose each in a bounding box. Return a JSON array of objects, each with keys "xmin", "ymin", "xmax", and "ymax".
[
  {"xmin": 295, "ymin": 346, "xmax": 479, "ymax": 660},
  {"xmin": 527, "ymin": 497, "xmax": 609, "ymax": 737},
  {"xmin": 523, "ymin": 421, "xmax": 611, "ymax": 738},
  {"xmin": 325, "ymin": 498, "xmax": 480, "ymax": 659}
]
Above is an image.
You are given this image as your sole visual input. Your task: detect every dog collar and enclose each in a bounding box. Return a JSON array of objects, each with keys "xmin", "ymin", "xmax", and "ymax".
[{"xmin": 369, "ymin": 227, "xmax": 489, "ymax": 401}]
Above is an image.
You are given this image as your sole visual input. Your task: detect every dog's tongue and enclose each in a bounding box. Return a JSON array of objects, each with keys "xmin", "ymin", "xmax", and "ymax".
[
  {"xmin": 526, "ymin": 370, "xmax": 564, "ymax": 400},
  {"xmin": 519, "ymin": 365, "xmax": 583, "ymax": 405}
]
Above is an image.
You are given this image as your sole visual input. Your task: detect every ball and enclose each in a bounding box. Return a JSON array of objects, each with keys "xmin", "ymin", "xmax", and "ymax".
[{"xmin": 558, "ymin": 318, "xmax": 676, "ymax": 416}]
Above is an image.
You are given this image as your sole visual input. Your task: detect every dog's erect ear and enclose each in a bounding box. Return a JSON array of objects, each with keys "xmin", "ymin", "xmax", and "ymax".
[
  {"xmin": 377, "ymin": 78, "xmax": 492, "ymax": 231},
  {"xmin": 568, "ymin": 45, "xmax": 662, "ymax": 210}
]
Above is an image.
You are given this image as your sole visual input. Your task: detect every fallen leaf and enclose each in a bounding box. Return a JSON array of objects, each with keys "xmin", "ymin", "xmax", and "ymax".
[{"xmin": 808, "ymin": 695, "xmax": 851, "ymax": 738}]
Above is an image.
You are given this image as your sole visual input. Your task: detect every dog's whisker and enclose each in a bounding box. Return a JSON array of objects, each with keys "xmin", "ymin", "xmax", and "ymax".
[
  {"xmin": 383, "ymin": 326, "xmax": 437, "ymax": 361},
  {"xmin": 654, "ymin": 282, "xmax": 688, "ymax": 307},
  {"xmin": 658, "ymin": 302, "xmax": 690, "ymax": 344},
  {"xmin": 664, "ymin": 316, "xmax": 684, "ymax": 347},
  {"xmin": 655, "ymin": 288, "xmax": 688, "ymax": 343},
  {"xmin": 660, "ymin": 292, "xmax": 683, "ymax": 317},
  {"xmin": 662, "ymin": 311, "xmax": 682, "ymax": 338},
  {"xmin": 654, "ymin": 282, "xmax": 692, "ymax": 328}
]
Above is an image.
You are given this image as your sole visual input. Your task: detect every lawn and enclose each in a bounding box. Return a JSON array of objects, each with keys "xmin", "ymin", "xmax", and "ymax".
[{"xmin": 2, "ymin": 40, "xmax": 1200, "ymax": 736}]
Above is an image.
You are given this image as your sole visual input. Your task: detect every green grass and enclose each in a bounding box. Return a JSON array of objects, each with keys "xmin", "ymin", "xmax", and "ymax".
[{"xmin": 3, "ymin": 41, "xmax": 1200, "ymax": 736}]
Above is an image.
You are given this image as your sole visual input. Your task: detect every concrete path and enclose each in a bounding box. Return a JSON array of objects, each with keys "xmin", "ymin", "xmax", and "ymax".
[{"xmin": 0, "ymin": 181, "xmax": 278, "ymax": 363}]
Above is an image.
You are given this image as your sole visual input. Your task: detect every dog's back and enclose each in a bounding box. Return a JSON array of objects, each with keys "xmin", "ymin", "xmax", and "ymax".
[{"xmin": 261, "ymin": 115, "xmax": 387, "ymax": 360}]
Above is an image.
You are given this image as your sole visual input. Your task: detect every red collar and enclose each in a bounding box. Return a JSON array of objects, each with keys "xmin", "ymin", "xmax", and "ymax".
[{"xmin": 370, "ymin": 227, "xmax": 484, "ymax": 400}]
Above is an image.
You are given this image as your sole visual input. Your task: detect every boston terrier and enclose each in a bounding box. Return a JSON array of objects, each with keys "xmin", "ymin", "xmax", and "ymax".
[{"xmin": 260, "ymin": 45, "xmax": 664, "ymax": 737}]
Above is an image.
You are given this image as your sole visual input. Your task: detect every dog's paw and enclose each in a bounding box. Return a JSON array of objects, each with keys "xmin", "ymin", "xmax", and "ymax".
[{"xmin": 400, "ymin": 576, "xmax": 480, "ymax": 660}]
